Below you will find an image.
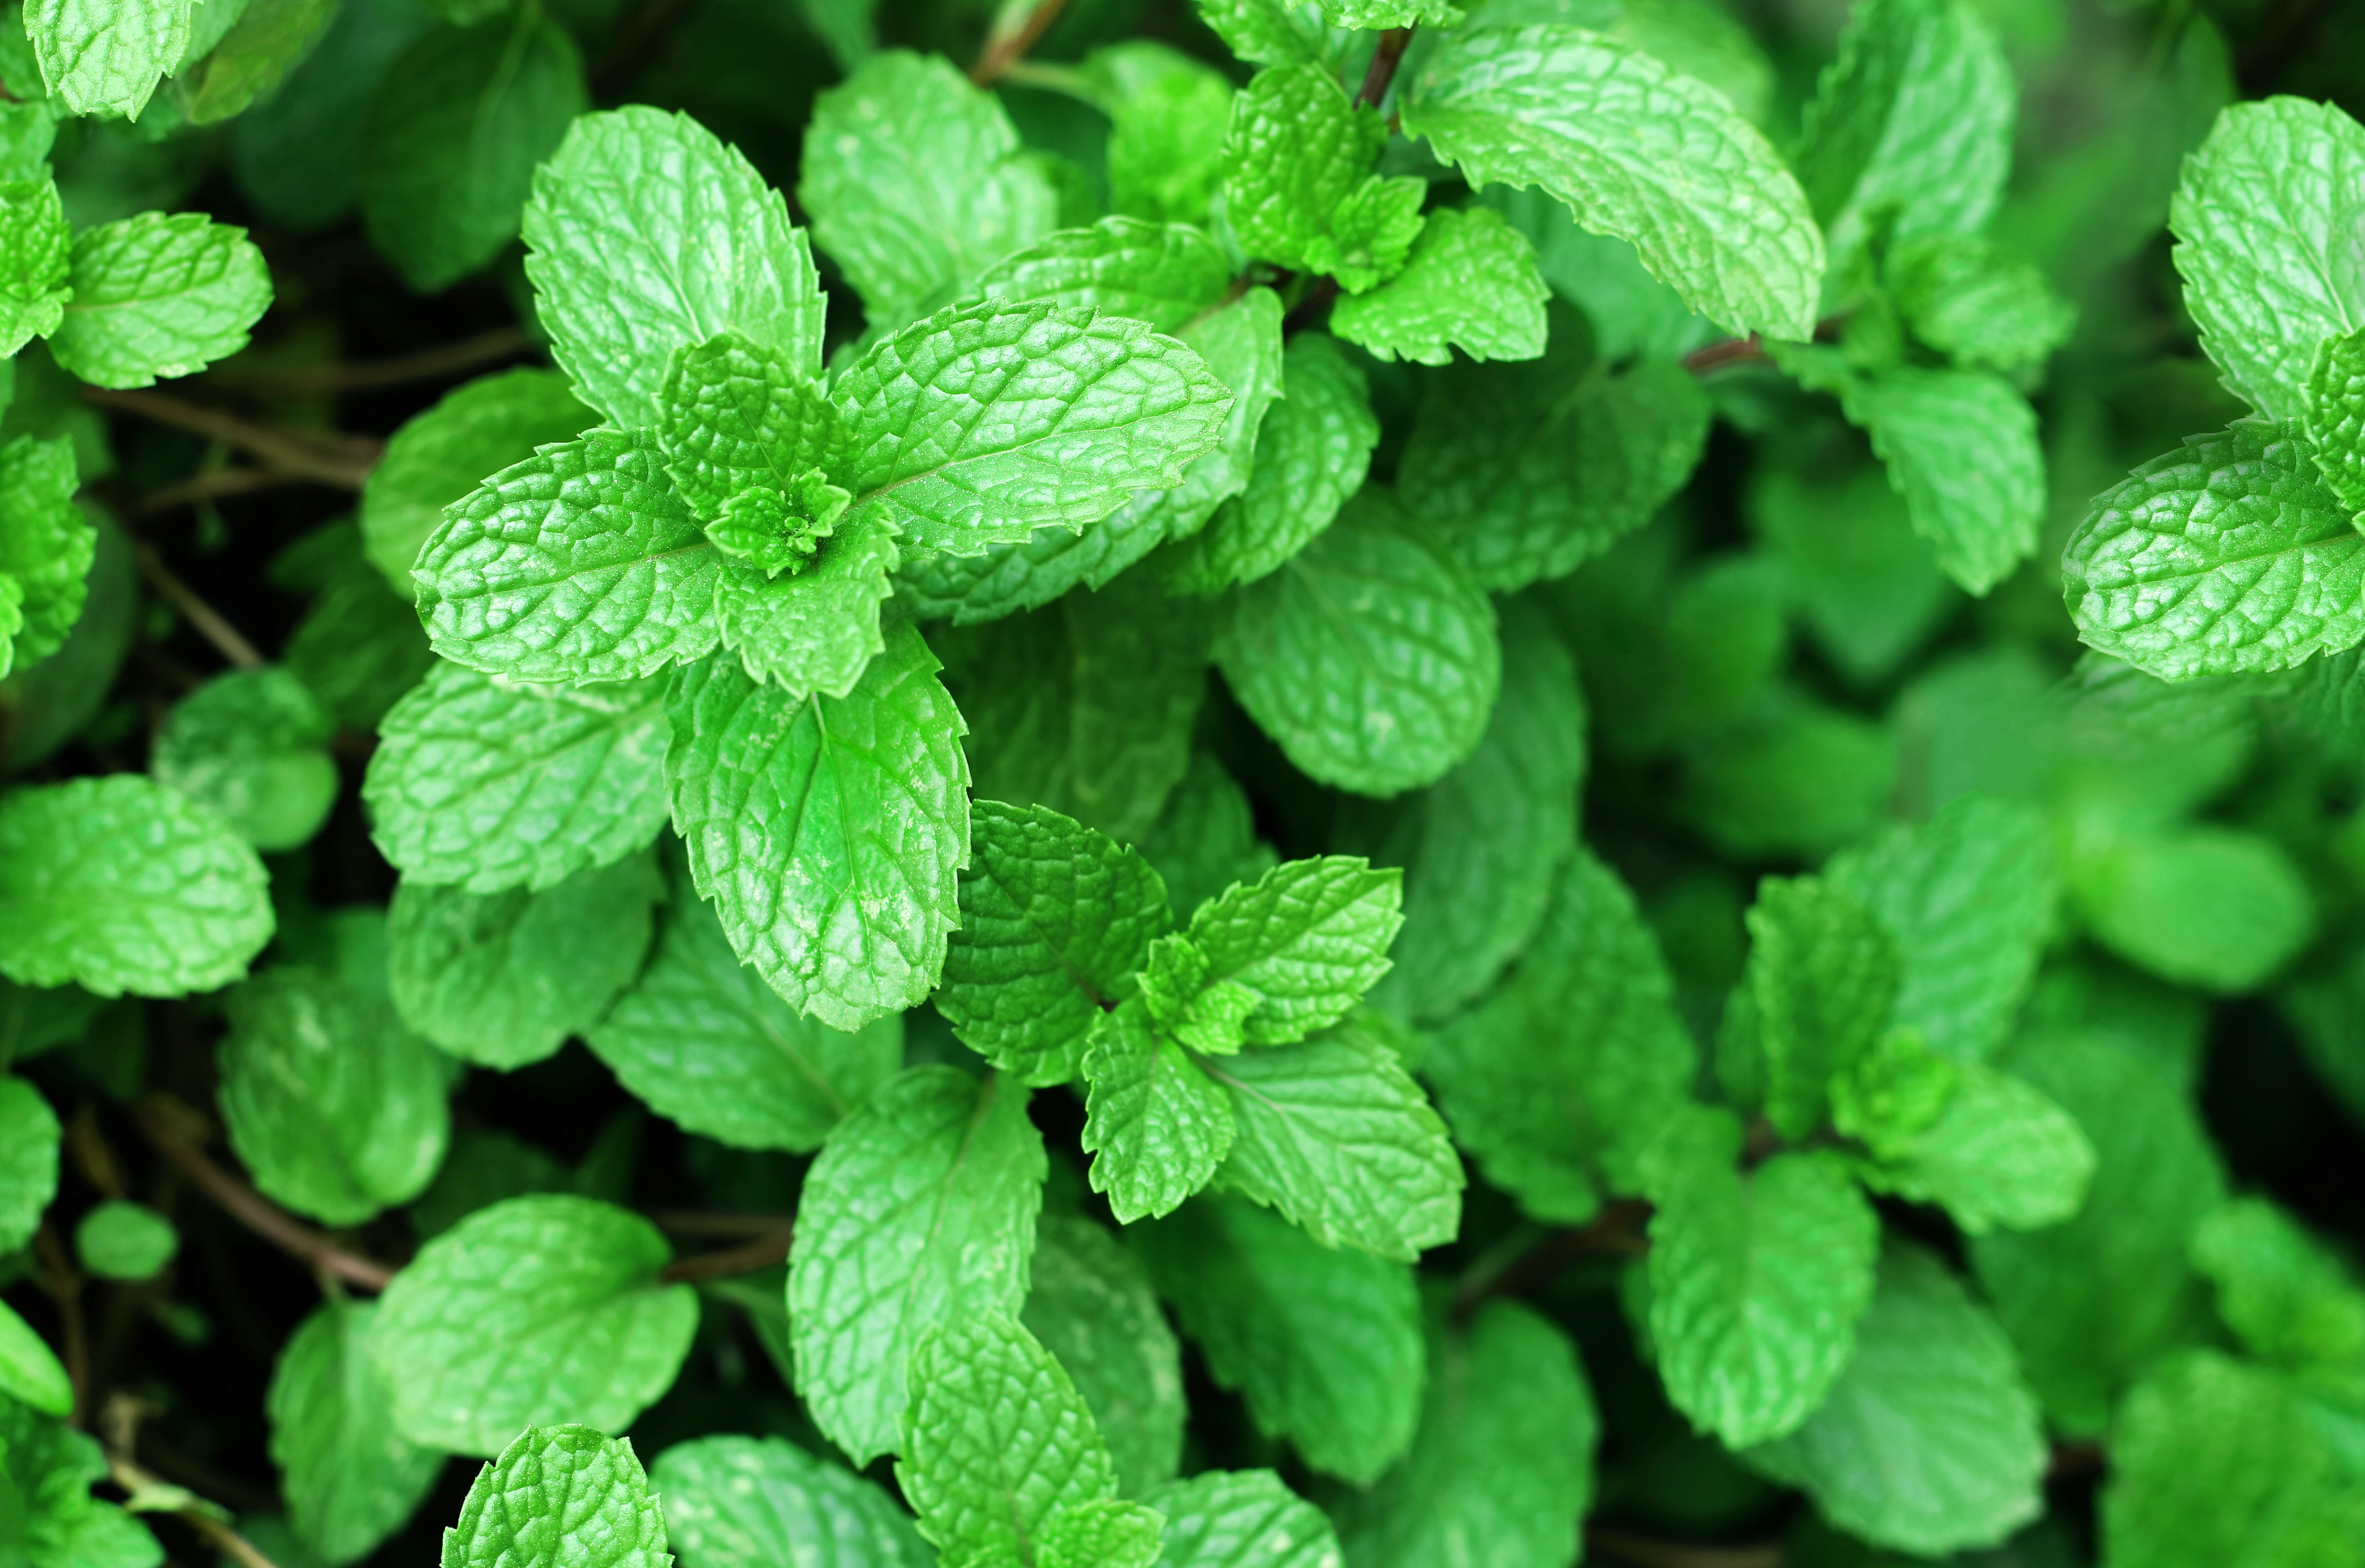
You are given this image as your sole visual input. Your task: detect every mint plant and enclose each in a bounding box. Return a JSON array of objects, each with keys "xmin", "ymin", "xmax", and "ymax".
[{"xmin": 6, "ymin": 0, "xmax": 2365, "ymax": 1566}]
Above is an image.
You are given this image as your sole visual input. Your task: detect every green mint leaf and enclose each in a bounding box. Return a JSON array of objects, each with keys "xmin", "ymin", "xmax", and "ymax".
[
  {"xmin": 1216, "ymin": 489, "xmax": 1500, "ymax": 796},
  {"xmin": 1135, "ymin": 1194, "xmax": 1422, "ymax": 1484},
  {"xmin": 1401, "ymin": 24, "xmax": 1821, "ymax": 340},
  {"xmin": 1824, "ymin": 795, "xmax": 2054, "ymax": 1064},
  {"xmin": 176, "ymin": 0, "xmax": 341, "ymax": 125},
  {"xmin": 265, "ymin": 1301, "xmax": 445, "ymax": 1568},
  {"xmin": 1023, "ymin": 1215, "xmax": 1186, "ymax": 1500},
  {"xmin": 1886, "ymin": 235, "xmax": 2078, "ymax": 374},
  {"xmin": 1201, "ymin": 1015, "xmax": 1463, "ymax": 1260},
  {"xmin": 360, "ymin": 368, "xmax": 594, "ymax": 591},
  {"xmin": 47, "ymin": 211, "xmax": 271, "ymax": 389},
  {"xmin": 704, "ymin": 476, "xmax": 849, "ymax": 576},
  {"xmin": 1163, "ymin": 331, "xmax": 1378, "ymax": 595},
  {"xmin": 283, "ymin": 524, "xmax": 439, "ymax": 731},
  {"xmin": 365, "ymin": 663, "xmax": 670, "ymax": 896},
  {"xmin": 896, "ymin": 1313, "xmax": 1124, "ymax": 1564},
  {"xmin": 663, "ymin": 621, "xmax": 968, "ymax": 1031},
  {"xmin": 1862, "ymin": 1058, "xmax": 2097, "ymax": 1234},
  {"xmin": 2071, "ymin": 823, "xmax": 2315, "ymax": 994},
  {"xmin": 2304, "ymin": 326, "xmax": 2365, "ymax": 515},
  {"xmin": 0, "ymin": 1073, "xmax": 60, "ymax": 1254},
  {"xmin": 797, "ymin": 50, "xmax": 1057, "ymax": 331},
  {"xmin": 651, "ymin": 1435, "xmax": 929, "ymax": 1568},
  {"xmin": 25, "ymin": 0, "xmax": 188, "ymax": 118},
  {"xmin": 0, "ymin": 774, "xmax": 273, "ymax": 997},
  {"xmin": 359, "ymin": 18, "xmax": 584, "ymax": 293},
  {"xmin": 386, "ymin": 851, "xmax": 661, "ymax": 1070},
  {"xmin": 72, "ymin": 1199, "xmax": 174, "ymax": 1280},
  {"xmin": 441, "ymin": 1425, "xmax": 669, "ymax": 1568},
  {"xmin": 938, "ymin": 801, "xmax": 1173, "ymax": 1087},
  {"xmin": 1105, "ymin": 55, "xmax": 1233, "ymax": 227},
  {"xmin": 2170, "ymin": 98, "xmax": 2365, "ymax": 423},
  {"xmin": 1190, "ymin": 0, "xmax": 1338, "ymax": 70},
  {"xmin": 786, "ymin": 1065, "xmax": 1045, "ymax": 1465},
  {"xmin": 1039, "ymin": 1499, "xmax": 1165, "ymax": 1568},
  {"xmin": 524, "ymin": 106, "xmax": 824, "ymax": 430},
  {"xmin": 373, "ymin": 1195, "xmax": 699, "ymax": 1455},
  {"xmin": 1397, "ymin": 306, "xmax": 1710, "ymax": 592},
  {"xmin": 1136, "ymin": 753, "xmax": 1279, "ymax": 922},
  {"xmin": 1318, "ymin": 0, "xmax": 1459, "ymax": 25},
  {"xmin": 710, "ymin": 508, "xmax": 898, "ymax": 701},
  {"xmin": 218, "ymin": 966, "xmax": 451, "ymax": 1227},
  {"xmin": 1384, "ymin": 598, "xmax": 1586, "ymax": 1022},
  {"xmin": 1967, "ymin": 1028, "xmax": 2227, "ymax": 1436},
  {"xmin": 408, "ymin": 1128, "xmax": 571, "ymax": 1243},
  {"xmin": 0, "ymin": 1396, "xmax": 163, "ymax": 1568},
  {"xmin": 974, "ymin": 218, "xmax": 1234, "ymax": 335},
  {"xmin": 0, "ymin": 433, "xmax": 88, "ymax": 677},
  {"xmin": 1082, "ymin": 1000, "xmax": 1234, "ymax": 1222},
  {"xmin": 1643, "ymin": 1109, "xmax": 1881, "ymax": 1447},
  {"xmin": 1792, "ymin": 0, "xmax": 2014, "ymax": 281},
  {"xmin": 1151, "ymin": 855, "xmax": 1401, "ymax": 1049},
  {"xmin": 150, "ymin": 666, "xmax": 337, "ymax": 853},
  {"xmin": 2190, "ymin": 1196, "xmax": 2365, "ymax": 1370},
  {"xmin": 1828, "ymin": 1027, "xmax": 1960, "ymax": 1158},
  {"xmin": 1682, "ymin": 690, "xmax": 1897, "ymax": 862},
  {"xmin": 831, "ymin": 298, "xmax": 1232, "ymax": 559},
  {"xmin": 1141, "ymin": 1470, "xmax": 1338, "ymax": 1568},
  {"xmin": 1746, "ymin": 1244, "xmax": 2046, "ymax": 1556},
  {"xmin": 1749, "ymin": 454, "xmax": 1953, "ymax": 686},
  {"xmin": 1336, "ymin": 1301, "xmax": 1596, "ymax": 1568},
  {"xmin": 1746, "ymin": 874, "xmax": 1901, "ymax": 1139},
  {"xmin": 1223, "ymin": 63, "xmax": 1419, "ymax": 290},
  {"xmin": 588, "ymin": 874, "xmax": 901, "ymax": 1152},
  {"xmin": 1426, "ymin": 848, "xmax": 1695, "ymax": 1223},
  {"xmin": 1136, "ymin": 941, "xmax": 1260, "ymax": 1056},
  {"xmin": 0, "ymin": 178, "xmax": 67, "ymax": 357},
  {"xmin": 1328, "ymin": 207, "xmax": 1550, "ymax": 366},
  {"xmin": 0, "ymin": 1296, "xmax": 72, "ymax": 1418},
  {"xmin": 652, "ymin": 331, "xmax": 841, "ymax": 522}
]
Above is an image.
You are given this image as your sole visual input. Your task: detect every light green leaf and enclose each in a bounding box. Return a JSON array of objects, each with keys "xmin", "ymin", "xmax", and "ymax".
[
  {"xmin": 1216, "ymin": 490, "xmax": 1500, "ymax": 796},
  {"xmin": 47, "ymin": 212, "xmax": 271, "ymax": 389},
  {"xmin": 2304, "ymin": 326, "xmax": 2365, "ymax": 515},
  {"xmin": 1023, "ymin": 1215, "xmax": 1186, "ymax": 1500},
  {"xmin": 2073, "ymin": 823, "xmax": 2314, "ymax": 994},
  {"xmin": 267, "ymin": 1301, "xmax": 445, "ymax": 1568},
  {"xmin": 1163, "ymin": 331, "xmax": 1378, "ymax": 595},
  {"xmin": 0, "ymin": 1395, "xmax": 163, "ymax": 1568},
  {"xmin": 1191, "ymin": 0, "xmax": 1338, "ymax": 70},
  {"xmin": 797, "ymin": 50, "xmax": 1058, "ymax": 330},
  {"xmin": 588, "ymin": 874, "xmax": 902, "ymax": 1152},
  {"xmin": 1150, "ymin": 856, "xmax": 1401, "ymax": 1050},
  {"xmin": 386, "ymin": 851, "xmax": 661, "ymax": 1070},
  {"xmin": 1142, "ymin": 1470, "xmax": 1337, "ymax": 1568},
  {"xmin": 1039, "ymin": 1500, "xmax": 1165, "ymax": 1568},
  {"xmin": 1424, "ymin": 848, "xmax": 1695, "ymax": 1224},
  {"xmin": 0, "ymin": 434, "xmax": 89, "ymax": 677},
  {"xmin": 0, "ymin": 178, "xmax": 67, "ymax": 357},
  {"xmin": 786, "ymin": 1065, "xmax": 1045, "ymax": 1466},
  {"xmin": 2191, "ymin": 1197, "xmax": 2365, "ymax": 1371},
  {"xmin": 0, "ymin": 774, "xmax": 273, "ymax": 997},
  {"xmin": 440, "ymin": 1424, "xmax": 669, "ymax": 1568},
  {"xmin": 360, "ymin": 17, "xmax": 583, "ymax": 293},
  {"xmin": 0, "ymin": 1075, "xmax": 60, "ymax": 1255},
  {"xmin": 1329, "ymin": 206, "xmax": 1549, "ymax": 367},
  {"xmin": 1224, "ymin": 63, "xmax": 1422, "ymax": 291},
  {"xmin": 1401, "ymin": 24, "xmax": 1822, "ymax": 340},
  {"xmin": 365, "ymin": 663, "xmax": 671, "ymax": 896},
  {"xmin": 1645, "ymin": 1110, "xmax": 1881, "ymax": 1447},
  {"xmin": 25, "ymin": 0, "xmax": 189, "ymax": 117},
  {"xmin": 1320, "ymin": 0, "xmax": 1459, "ymax": 25},
  {"xmin": 832, "ymin": 298, "xmax": 1232, "ymax": 559},
  {"xmin": 151, "ymin": 666, "xmax": 337, "ymax": 853},
  {"xmin": 1863, "ymin": 1059, "xmax": 2096, "ymax": 1234},
  {"xmin": 218, "ymin": 966, "xmax": 451, "ymax": 1227},
  {"xmin": 974, "ymin": 218, "xmax": 1234, "ymax": 335},
  {"xmin": 651, "ymin": 1435, "xmax": 929, "ymax": 1568},
  {"xmin": 1336, "ymin": 1301, "xmax": 1596, "ymax": 1568},
  {"xmin": 0, "ymin": 1296, "xmax": 71, "ymax": 1417},
  {"xmin": 663, "ymin": 621, "xmax": 969, "ymax": 1032},
  {"xmin": 1746, "ymin": 1244, "xmax": 2046, "ymax": 1556},
  {"xmin": 73, "ymin": 1200, "xmax": 174, "ymax": 1280},
  {"xmin": 896, "ymin": 1314, "xmax": 1119, "ymax": 1565},
  {"xmin": 1746, "ymin": 875, "xmax": 1900, "ymax": 1139},
  {"xmin": 1135, "ymin": 1194, "xmax": 1422, "ymax": 1484},
  {"xmin": 414, "ymin": 427, "xmax": 720, "ymax": 685},
  {"xmin": 361, "ymin": 368, "xmax": 594, "ymax": 591},
  {"xmin": 1887, "ymin": 235, "xmax": 2077, "ymax": 374},
  {"xmin": 1105, "ymin": 53, "xmax": 1233, "ymax": 228},
  {"xmin": 938, "ymin": 801, "xmax": 1172, "ymax": 1087},
  {"xmin": 2065, "ymin": 420, "xmax": 2365, "ymax": 680},
  {"xmin": 709, "ymin": 510, "xmax": 900, "ymax": 702},
  {"xmin": 651, "ymin": 331, "xmax": 839, "ymax": 525},
  {"xmin": 1082, "ymin": 1001, "xmax": 1233, "ymax": 1223},
  {"xmin": 1202, "ymin": 1017, "xmax": 1463, "ymax": 1260},
  {"xmin": 524, "ymin": 106, "xmax": 824, "ymax": 430},
  {"xmin": 372, "ymin": 1195, "xmax": 698, "ymax": 1456},
  {"xmin": 2170, "ymin": 97, "xmax": 2365, "ymax": 424}
]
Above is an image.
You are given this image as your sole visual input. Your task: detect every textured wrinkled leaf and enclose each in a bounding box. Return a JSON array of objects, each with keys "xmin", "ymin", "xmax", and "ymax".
[
  {"xmin": 0, "ymin": 178, "xmax": 68, "ymax": 357},
  {"xmin": 414, "ymin": 427, "xmax": 722, "ymax": 685},
  {"xmin": 974, "ymin": 218, "xmax": 1233, "ymax": 335},
  {"xmin": 1105, "ymin": 55, "xmax": 1233, "ymax": 229},
  {"xmin": 663, "ymin": 623, "xmax": 968, "ymax": 1031},
  {"xmin": 588, "ymin": 878, "xmax": 901, "ymax": 1152},
  {"xmin": 1224, "ymin": 63, "xmax": 1422, "ymax": 291},
  {"xmin": 526, "ymin": 107, "xmax": 824, "ymax": 429},
  {"xmin": 1141, "ymin": 1470, "xmax": 1337, "ymax": 1568},
  {"xmin": 1401, "ymin": 24, "xmax": 1821, "ymax": 339},
  {"xmin": 1887, "ymin": 234, "xmax": 2077, "ymax": 374},
  {"xmin": 0, "ymin": 775, "xmax": 273, "ymax": 998},
  {"xmin": 25, "ymin": 0, "xmax": 189, "ymax": 117},
  {"xmin": 1841, "ymin": 364, "xmax": 2045, "ymax": 596},
  {"xmin": 1023, "ymin": 1216, "xmax": 1186, "ymax": 1499},
  {"xmin": 1217, "ymin": 491, "xmax": 1499, "ymax": 796},
  {"xmin": 386, "ymin": 852, "xmax": 660, "ymax": 1070},
  {"xmin": 366, "ymin": 663, "xmax": 671, "ymax": 895},
  {"xmin": 1864, "ymin": 1061, "xmax": 2096, "ymax": 1234},
  {"xmin": 1747, "ymin": 876, "xmax": 1900, "ymax": 1139},
  {"xmin": 267, "ymin": 1301, "xmax": 445, "ymax": 1568},
  {"xmin": 1151, "ymin": 857, "xmax": 1400, "ymax": 1050},
  {"xmin": 708, "ymin": 510, "xmax": 901, "ymax": 703},
  {"xmin": 798, "ymin": 51, "xmax": 1057, "ymax": 330},
  {"xmin": 938, "ymin": 802, "xmax": 1171, "ymax": 1086},
  {"xmin": 2304, "ymin": 326, "xmax": 2365, "ymax": 516},
  {"xmin": 652, "ymin": 332, "xmax": 840, "ymax": 521},
  {"xmin": 0, "ymin": 1074, "xmax": 61, "ymax": 1255},
  {"xmin": 1083, "ymin": 1002, "xmax": 1233, "ymax": 1223},
  {"xmin": 652, "ymin": 1436, "xmax": 928, "ymax": 1568},
  {"xmin": 1191, "ymin": 0, "xmax": 1337, "ymax": 70},
  {"xmin": 372, "ymin": 1196, "xmax": 699, "ymax": 1456},
  {"xmin": 48, "ymin": 212, "xmax": 271, "ymax": 389},
  {"xmin": 1137, "ymin": 1194, "xmax": 1422, "ymax": 1484},
  {"xmin": 0, "ymin": 434, "xmax": 89, "ymax": 678},
  {"xmin": 1645, "ymin": 1111, "xmax": 1880, "ymax": 1447},
  {"xmin": 2190, "ymin": 1197, "xmax": 2365, "ymax": 1370},
  {"xmin": 1329, "ymin": 207, "xmax": 1550, "ymax": 367},
  {"xmin": 787, "ymin": 1066, "xmax": 1045, "ymax": 1465},
  {"xmin": 218, "ymin": 966, "xmax": 451, "ymax": 1227},
  {"xmin": 151, "ymin": 666, "xmax": 337, "ymax": 853},
  {"xmin": 441, "ymin": 1424, "xmax": 669, "ymax": 1568}
]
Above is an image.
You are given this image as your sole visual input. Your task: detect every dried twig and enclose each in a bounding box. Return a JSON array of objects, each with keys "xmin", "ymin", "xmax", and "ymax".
[
  {"xmin": 135, "ymin": 1098, "xmax": 397, "ymax": 1292},
  {"xmin": 131, "ymin": 468, "xmax": 311, "ymax": 517},
  {"xmin": 81, "ymin": 387, "xmax": 379, "ymax": 488},
  {"xmin": 208, "ymin": 326, "xmax": 533, "ymax": 396},
  {"xmin": 1681, "ymin": 334, "xmax": 1767, "ymax": 373},
  {"xmin": 133, "ymin": 547, "xmax": 265, "ymax": 669},
  {"xmin": 971, "ymin": 0, "xmax": 1070, "ymax": 85}
]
